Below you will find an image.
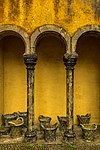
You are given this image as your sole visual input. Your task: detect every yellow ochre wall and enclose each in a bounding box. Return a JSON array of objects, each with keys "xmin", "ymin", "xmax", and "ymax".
[
  {"xmin": 0, "ymin": 0, "xmax": 100, "ymax": 35},
  {"xmin": 0, "ymin": 36, "xmax": 27, "ymax": 124},
  {"xmin": 34, "ymin": 35, "xmax": 66, "ymax": 123},
  {"xmin": 0, "ymin": 0, "xmax": 100, "ymax": 124},
  {"xmin": 75, "ymin": 35, "xmax": 100, "ymax": 124}
]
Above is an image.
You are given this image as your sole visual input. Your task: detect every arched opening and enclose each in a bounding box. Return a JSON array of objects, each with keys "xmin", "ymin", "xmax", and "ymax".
[
  {"xmin": 34, "ymin": 33, "xmax": 66, "ymax": 123},
  {"xmin": 0, "ymin": 35, "xmax": 27, "ymax": 124},
  {"xmin": 74, "ymin": 31, "xmax": 100, "ymax": 125}
]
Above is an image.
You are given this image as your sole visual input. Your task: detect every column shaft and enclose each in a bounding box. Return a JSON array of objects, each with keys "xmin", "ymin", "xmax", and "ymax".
[
  {"xmin": 27, "ymin": 67, "xmax": 34, "ymax": 132},
  {"xmin": 23, "ymin": 53, "xmax": 37, "ymax": 133},
  {"xmin": 63, "ymin": 53, "xmax": 78, "ymax": 141},
  {"xmin": 67, "ymin": 69, "xmax": 74, "ymax": 130}
]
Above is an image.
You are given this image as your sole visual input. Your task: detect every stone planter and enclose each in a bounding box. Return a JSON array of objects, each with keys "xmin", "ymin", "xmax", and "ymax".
[
  {"xmin": 57, "ymin": 116, "xmax": 68, "ymax": 132},
  {"xmin": 77, "ymin": 114, "xmax": 91, "ymax": 125},
  {"xmin": 8, "ymin": 117, "xmax": 24, "ymax": 138},
  {"xmin": 38, "ymin": 115, "xmax": 51, "ymax": 130},
  {"xmin": 80, "ymin": 124, "xmax": 97, "ymax": 142},
  {"xmin": 41, "ymin": 123, "xmax": 58, "ymax": 142},
  {"xmin": 38, "ymin": 115, "xmax": 52, "ymax": 139},
  {"xmin": 2, "ymin": 113, "xmax": 17, "ymax": 128},
  {"xmin": 17, "ymin": 112, "xmax": 27, "ymax": 127}
]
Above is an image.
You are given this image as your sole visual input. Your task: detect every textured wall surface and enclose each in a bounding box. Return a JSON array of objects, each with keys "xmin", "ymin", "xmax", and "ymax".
[
  {"xmin": 0, "ymin": 0, "xmax": 100, "ymax": 35},
  {"xmin": 0, "ymin": 0, "xmax": 100, "ymax": 124},
  {"xmin": 35, "ymin": 35, "xmax": 66, "ymax": 123},
  {"xmin": 0, "ymin": 36, "xmax": 27, "ymax": 124},
  {"xmin": 75, "ymin": 34, "xmax": 100, "ymax": 124}
]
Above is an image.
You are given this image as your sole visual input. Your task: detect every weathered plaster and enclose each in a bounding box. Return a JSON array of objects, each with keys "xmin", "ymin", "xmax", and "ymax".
[
  {"xmin": 0, "ymin": 0, "xmax": 100, "ymax": 125},
  {"xmin": 0, "ymin": 0, "xmax": 100, "ymax": 35}
]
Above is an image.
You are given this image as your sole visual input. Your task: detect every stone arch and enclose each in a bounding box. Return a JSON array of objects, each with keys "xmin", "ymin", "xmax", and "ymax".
[
  {"xmin": 73, "ymin": 25, "xmax": 100, "ymax": 124},
  {"xmin": 30, "ymin": 24, "xmax": 70, "ymax": 53},
  {"xmin": 0, "ymin": 24, "xmax": 30, "ymax": 53},
  {"xmin": 72, "ymin": 24, "xmax": 100, "ymax": 52}
]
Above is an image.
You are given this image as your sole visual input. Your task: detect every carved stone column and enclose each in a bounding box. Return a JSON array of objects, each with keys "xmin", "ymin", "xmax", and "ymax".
[
  {"xmin": 23, "ymin": 53, "xmax": 37, "ymax": 142},
  {"xmin": 63, "ymin": 52, "xmax": 78, "ymax": 142}
]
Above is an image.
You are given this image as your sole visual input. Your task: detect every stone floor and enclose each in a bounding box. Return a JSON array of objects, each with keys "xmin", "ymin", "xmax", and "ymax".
[{"xmin": 0, "ymin": 125, "xmax": 100, "ymax": 150}]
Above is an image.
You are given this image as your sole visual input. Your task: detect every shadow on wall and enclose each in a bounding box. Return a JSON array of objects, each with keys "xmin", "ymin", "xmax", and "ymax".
[
  {"xmin": 0, "ymin": 35, "xmax": 27, "ymax": 125},
  {"xmin": 34, "ymin": 35, "xmax": 66, "ymax": 123},
  {"xmin": 74, "ymin": 32, "xmax": 100, "ymax": 124}
]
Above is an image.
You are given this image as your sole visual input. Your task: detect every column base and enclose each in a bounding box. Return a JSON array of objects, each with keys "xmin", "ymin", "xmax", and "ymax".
[
  {"xmin": 25, "ymin": 130, "xmax": 37, "ymax": 142},
  {"xmin": 64, "ymin": 130, "xmax": 76, "ymax": 143}
]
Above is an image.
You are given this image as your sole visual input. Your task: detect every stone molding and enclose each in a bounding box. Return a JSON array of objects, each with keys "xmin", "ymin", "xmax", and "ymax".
[
  {"xmin": 63, "ymin": 52, "xmax": 78, "ymax": 70},
  {"xmin": 0, "ymin": 24, "xmax": 100, "ymax": 54},
  {"xmin": 23, "ymin": 53, "xmax": 37, "ymax": 70}
]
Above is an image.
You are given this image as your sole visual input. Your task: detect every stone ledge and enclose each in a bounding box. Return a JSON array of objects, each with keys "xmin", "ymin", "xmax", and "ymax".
[{"xmin": 0, "ymin": 142, "xmax": 100, "ymax": 150}]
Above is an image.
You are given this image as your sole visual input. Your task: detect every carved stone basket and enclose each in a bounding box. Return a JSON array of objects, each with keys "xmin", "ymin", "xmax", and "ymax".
[
  {"xmin": 57, "ymin": 116, "xmax": 68, "ymax": 132},
  {"xmin": 2, "ymin": 113, "xmax": 17, "ymax": 128},
  {"xmin": 41, "ymin": 123, "xmax": 58, "ymax": 142},
  {"xmin": 17, "ymin": 112, "xmax": 27, "ymax": 127},
  {"xmin": 38, "ymin": 115, "xmax": 51, "ymax": 130},
  {"xmin": 77, "ymin": 114, "xmax": 91, "ymax": 125},
  {"xmin": 8, "ymin": 117, "xmax": 24, "ymax": 138},
  {"xmin": 80, "ymin": 124, "xmax": 97, "ymax": 142}
]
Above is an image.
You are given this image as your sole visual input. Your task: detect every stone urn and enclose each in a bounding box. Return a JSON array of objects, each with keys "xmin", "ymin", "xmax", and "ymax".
[
  {"xmin": 57, "ymin": 116, "xmax": 68, "ymax": 132},
  {"xmin": 8, "ymin": 117, "xmax": 24, "ymax": 138},
  {"xmin": 38, "ymin": 115, "xmax": 51, "ymax": 129},
  {"xmin": 2, "ymin": 113, "xmax": 17, "ymax": 128},
  {"xmin": 17, "ymin": 111, "xmax": 27, "ymax": 127},
  {"xmin": 80, "ymin": 124, "xmax": 97, "ymax": 142},
  {"xmin": 41, "ymin": 123, "xmax": 58, "ymax": 142},
  {"xmin": 77, "ymin": 114, "xmax": 91, "ymax": 125}
]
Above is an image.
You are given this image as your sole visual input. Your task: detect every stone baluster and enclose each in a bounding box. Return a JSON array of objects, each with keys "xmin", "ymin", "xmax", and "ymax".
[
  {"xmin": 63, "ymin": 52, "xmax": 78, "ymax": 142},
  {"xmin": 23, "ymin": 53, "xmax": 37, "ymax": 142}
]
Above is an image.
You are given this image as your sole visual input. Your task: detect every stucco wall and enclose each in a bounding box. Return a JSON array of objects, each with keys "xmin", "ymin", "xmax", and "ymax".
[
  {"xmin": 0, "ymin": 0, "xmax": 100, "ymax": 35},
  {"xmin": 34, "ymin": 35, "xmax": 66, "ymax": 123},
  {"xmin": 0, "ymin": 0, "xmax": 100, "ymax": 125},
  {"xmin": 74, "ymin": 34, "xmax": 100, "ymax": 124},
  {"xmin": 0, "ymin": 36, "xmax": 27, "ymax": 119}
]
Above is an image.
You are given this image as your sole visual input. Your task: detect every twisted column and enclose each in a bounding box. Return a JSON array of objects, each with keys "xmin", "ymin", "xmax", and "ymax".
[
  {"xmin": 23, "ymin": 53, "xmax": 37, "ymax": 142},
  {"xmin": 63, "ymin": 52, "xmax": 78, "ymax": 142}
]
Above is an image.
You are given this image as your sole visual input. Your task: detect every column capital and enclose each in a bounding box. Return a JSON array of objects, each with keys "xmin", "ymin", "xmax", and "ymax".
[
  {"xmin": 23, "ymin": 53, "xmax": 37, "ymax": 69},
  {"xmin": 63, "ymin": 52, "xmax": 78, "ymax": 70}
]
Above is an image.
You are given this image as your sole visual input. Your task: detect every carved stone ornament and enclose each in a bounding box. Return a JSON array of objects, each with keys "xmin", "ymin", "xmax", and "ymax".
[
  {"xmin": 80, "ymin": 124, "xmax": 97, "ymax": 142},
  {"xmin": 63, "ymin": 52, "xmax": 78, "ymax": 70},
  {"xmin": 41, "ymin": 123, "xmax": 58, "ymax": 142},
  {"xmin": 57, "ymin": 116, "xmax": 69, "ymax": 132},
  {"xmin": 23, "ymin": 53, "xmax": 37, "ymax": 69},
  {"xmin": 8, "ymin": 117, "xmax": 24, "ymax": 138},
  {"xmin": 77, "ymin": 114, "xmax": 91, "ymax": 125}
]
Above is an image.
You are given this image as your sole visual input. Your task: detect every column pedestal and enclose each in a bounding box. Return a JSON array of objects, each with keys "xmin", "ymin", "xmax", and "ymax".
[{"xmin": 25, "ymin": 130, "xmax": 37, "ymax": 142}]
